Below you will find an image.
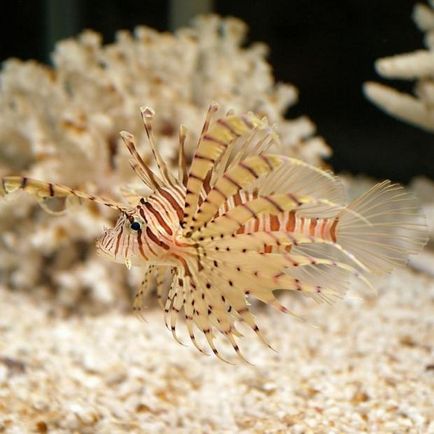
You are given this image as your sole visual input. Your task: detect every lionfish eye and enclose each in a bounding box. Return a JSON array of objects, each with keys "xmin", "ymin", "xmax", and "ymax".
[{"xmin": 130, "ymin": 221, "xmax": 141, "ymax": 231}]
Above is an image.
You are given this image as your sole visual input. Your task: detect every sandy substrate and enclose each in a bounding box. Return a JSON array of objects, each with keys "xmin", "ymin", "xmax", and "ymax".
[{"xmin": 0, "ymin": 267, "xmax": 433, "ymax": 433}]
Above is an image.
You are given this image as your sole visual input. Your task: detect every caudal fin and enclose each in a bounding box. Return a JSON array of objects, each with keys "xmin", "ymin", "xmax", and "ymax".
[{"xmin": 336, "ymin": 181, "xmax": 428, "ymax": 275}]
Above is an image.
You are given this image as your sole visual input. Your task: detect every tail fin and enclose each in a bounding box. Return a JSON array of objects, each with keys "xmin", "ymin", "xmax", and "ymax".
[{"xmin": 336, "ymin": 181, "xmax": 428, "ymax": 275}]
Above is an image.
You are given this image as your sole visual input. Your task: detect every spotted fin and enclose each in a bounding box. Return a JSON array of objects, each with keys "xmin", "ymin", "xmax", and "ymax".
[{"xmin": 132, "ymin": 265, "xmax": 156, "ymax": 317}]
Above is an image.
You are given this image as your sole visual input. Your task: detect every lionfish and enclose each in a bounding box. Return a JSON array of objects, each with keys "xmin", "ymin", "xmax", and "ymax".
[{"xmin": 1, "ymin": 105, "xmax": 428, "ymax": 362}]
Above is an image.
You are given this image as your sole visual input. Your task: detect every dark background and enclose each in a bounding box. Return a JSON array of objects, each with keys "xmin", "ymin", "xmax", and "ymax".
[{"xmin": 1, "ymin": 0, "xmax": 433, "ymax": 182}]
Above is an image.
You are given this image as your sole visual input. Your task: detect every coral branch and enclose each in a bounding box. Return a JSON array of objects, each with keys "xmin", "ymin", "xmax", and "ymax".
[
  {"xmin": 375, "ymin": 50, "xmax": 434, "ymax": 79},
  {"xmin": 365, "ymin": 2, "xmax": 434, "ymax": 132},
  {"xmin": 364, "ymin": 82, "xmax": 434, "ymax": 132}
]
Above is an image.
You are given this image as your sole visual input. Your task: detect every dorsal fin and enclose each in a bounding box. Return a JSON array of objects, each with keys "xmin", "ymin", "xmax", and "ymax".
[
  {"xmin": 140, "ymin": 106, "xmax": 179, "ymax": 188},
  {"xmin": 120, "ymin": 130, "xmax": 164, "ymax": 191},
  {"xmin": 181, "ymin": 106, "xmax": 264, "ymax": 235},
  {"xmin": 190, "ymin": 154, "xmax": 283, "ymax": 232},
  {"xmin": 252, "ymin": 156, "xmax": 346, "ymax": 204},
  {"xmin": 178, "ymin": 124, "xmax": 188, "ymax": 187}
]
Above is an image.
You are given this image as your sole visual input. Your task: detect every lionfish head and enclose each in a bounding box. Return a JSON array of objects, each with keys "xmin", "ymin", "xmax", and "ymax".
[{"xmin": 96, "ymin": 210, "xmax": 145, "ymax": 267}]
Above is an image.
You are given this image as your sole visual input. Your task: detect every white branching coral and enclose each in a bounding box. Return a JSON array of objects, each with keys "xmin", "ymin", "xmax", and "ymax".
[
  {"xmin": 0, "ymin": 15, "xmax": 329, "ymax": 310},
  {"xmin": 364, "ymin": 1, "xmax": 434, "ymax": 132}
]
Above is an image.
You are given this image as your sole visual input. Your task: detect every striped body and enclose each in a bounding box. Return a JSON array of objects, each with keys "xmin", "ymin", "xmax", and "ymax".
[
  {"xmin": 1, "ymin": 105, "xmax": 428, "ymax": 363},
  {"xmin": 220, "ymin": 190, "xmax": 338, "ymax": 243},
  {"xmin": 96, "ymin": 185, "xmax": 339, "ymax": 270},
  {"xmin": 97, "ymin": 187, "xmax": 189, "ymax": 267}
]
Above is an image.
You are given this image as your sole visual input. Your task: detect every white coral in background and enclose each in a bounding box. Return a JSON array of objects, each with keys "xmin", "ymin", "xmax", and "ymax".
[
  {"xmin": 0, "ymin": 15, "xmax": 330, "ymax": 310},
  {"xmin": 364, "ymin": 1, "xmax": 434, "ymax": 132},
  {"xmin": 363, "ymin": 2, "xmax": 434, "ymax": 265}
]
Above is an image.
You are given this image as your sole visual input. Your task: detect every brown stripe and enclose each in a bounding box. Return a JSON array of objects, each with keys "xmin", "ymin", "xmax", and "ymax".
[
  {"xmin": 223, "ymin": 174, "xmax": 242, "ymax": 189},
  {"xmin": 107, "ymin": 234, "xmax": 116, "ymax": 251},
  {"xmin": 103, "ymin": 233, "xmax": 112, "ymax": 249},
  {"xmin": 239, "ymin": 161, "xmax": 258, "ymax": 178},
  {"xmin": 20, "ymin": 177, "xmax": 28, "ymax": 188},
  {"xmin": 202, "ymin": 134, "xmax": 228, "ymax": 147},
  {"xmin": 170, "ymin": 253, "xmax": 191, "ymax": 276},
  {"xmin": 106, "ymin": 229, "xmax": 117, "ymax": 251},
  {"xmin": 171, "ymin": 184, "xmax": 186, "ymax": 203},
  {"xmin": 264, "ymin": 196, "xmax": 284, "ymax": 213},
  {"xmin": 138, "ymin": 207, "xmax": 148, "ymax": 223},
  {"xmin": 269, "ymin": 232, "xmax": 281, "ymax": 246},
  {"xmin": 309, "ymin": 218, "xmax": 318, "ymax": 236},
  {"xmin": 144, "ymin": 201, "xmax": 173, "ymax": 236},
  {"xmin": 330, "ymin": 217, "xmax": 339, "ymax": 243},
  {"xmin": 264, "ymin": 245, "xmax": 273, "ymax": 254},
  {"xmin": 288, "ymin": 193, "xmax": 302, "ymax": 206},
  {"xmin": 233, "ymin": 191, "xmax": 242, "ymax": 206},
  {"xmin": 107, "ymin": 219, "xmax": 123, "ymax": 250},
  {"xmin": 189, "ymin": 173, "xmax": 205, "ymax": 181},
  {"xmin": 114, "ymin": 226, "xmax": 124, "ymax": 257},
  {"xmin": 152, "ymin": 194, "xmax": 178, "ymax": 225},
  {"xmin": 260, "ymin": 155, "xmax": 273, "ymax": 170},
  {"xmin": 124, "ymin": 137, "xmax": 160, "ymax": 189},
  {"xmin": 286, "ymin": 211, "xmax": 295, "ymax": 232},
  {"xmin": 143, "ymin": 232, "xmax": 157, "ymax": 256},
  {"xmin": 320, "ymin": 219, "xmax": 327, "ymax": 239},
  {"xmin": 136, "ymin": 229, "xmax": 149, "ymax": 260},
  {"xmin": 270, "ymin": 215, "xmax": 280, "ymax": 231},
  {"xmin": 217, "ymin": 118, "xmax": 240, "ymax": 136},
  {"xmin": 202, "ymin": 170, "xmax": 212, "ymax": 196},
  {"xmin": 200, "ymin": 120, "xmax": 210, "ymax": 136},
  {"xmin": 146, "ymin": 227, "xmax": 170, "ymax": 250},
  {"xmin": 160, "ymin": 189, "xmax": 184, "ymax": 222},
  {"xmin": 223, "ymin": 200, "xmax": 229, "ymax": 213},
  {"xmin": 195, "ymin": 154, "xmax": 215, "ymax": 163},
  {"xmin": 241, "ymin": 203, "xmax": 257, "ymax": 218},
  {"xmin": 213, "ymin": 187, "xmax": 226, "ymax": 199},
  {"xmin": 48, "ymin": 183, "xmax": 55, "ymax": 197}
]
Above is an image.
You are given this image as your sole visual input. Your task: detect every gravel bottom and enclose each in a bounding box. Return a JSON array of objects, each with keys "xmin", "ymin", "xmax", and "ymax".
[{"xmin": 0, "ymin": 268, "xmax": 433, "ymax": 434}]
